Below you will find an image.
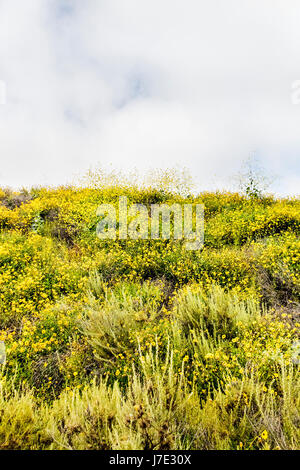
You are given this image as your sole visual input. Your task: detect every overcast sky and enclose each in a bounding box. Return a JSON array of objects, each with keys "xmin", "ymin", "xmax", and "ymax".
[{"xmin": 0, "ymin": 0, "xmax": 299, "ymax": 195}]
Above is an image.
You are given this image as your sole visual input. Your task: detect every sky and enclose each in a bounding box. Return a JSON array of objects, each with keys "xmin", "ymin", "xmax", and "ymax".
[{"xmin": 0, "ymin": 0, "xmax": 299, "ymax": 195}]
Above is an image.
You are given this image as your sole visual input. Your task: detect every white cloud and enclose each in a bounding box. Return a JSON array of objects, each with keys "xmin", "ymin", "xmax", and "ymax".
[{"xmin": 0, "ymin": 0, "xmax": 299, "ymax": 194}]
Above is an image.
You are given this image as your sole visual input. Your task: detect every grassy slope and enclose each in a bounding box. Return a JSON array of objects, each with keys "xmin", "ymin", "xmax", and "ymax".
[{"xmin": 0, "ymin": 185, "xmax": 299, "ymax": 450}]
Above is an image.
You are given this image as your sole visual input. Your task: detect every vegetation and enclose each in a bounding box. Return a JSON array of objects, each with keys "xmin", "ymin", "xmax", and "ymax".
[{"xmin": 0, "ymin": 170, "xmax": 299, "ymax": 450}]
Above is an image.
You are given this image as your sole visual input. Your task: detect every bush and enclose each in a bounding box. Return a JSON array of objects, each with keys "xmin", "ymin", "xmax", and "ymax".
[{"xmin": 0, "ymin": 181, "xmax": 299, "ymax": 449}]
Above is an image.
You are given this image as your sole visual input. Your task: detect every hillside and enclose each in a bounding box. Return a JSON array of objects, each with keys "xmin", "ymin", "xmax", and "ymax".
[{"xmin": 0, "ymin": 184, "xmax": 299, "ymax": 450}]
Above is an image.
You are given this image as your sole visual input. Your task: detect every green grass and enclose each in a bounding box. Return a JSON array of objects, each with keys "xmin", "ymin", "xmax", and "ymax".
[{"xmin": 0, "ymin": 182, "xmax": 299, "ymax": 449}]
